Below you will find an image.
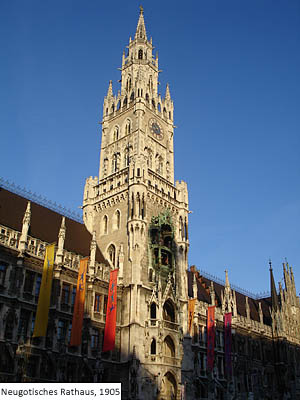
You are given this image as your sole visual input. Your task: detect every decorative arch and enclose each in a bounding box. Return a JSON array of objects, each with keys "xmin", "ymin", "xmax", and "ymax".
[
  {"xmin": 161, "ymin": 371, "xmax": 177, "ymax": 399},
  {"xmin": 163, "ymin": 299, "xmax": 175, "ymax": 322},
  {"xmin": 163, "ymin": 335, "xmax": 175, "ymax": 357}
]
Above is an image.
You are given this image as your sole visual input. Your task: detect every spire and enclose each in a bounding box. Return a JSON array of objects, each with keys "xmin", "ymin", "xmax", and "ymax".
[
  {"xmin": 19, "ymin": 201, "xmax": 31, "ymax": 254},
  {"xmin": 225, "ymin": 269, "xmax": 230, "ymax": 288},
  {"xmin": 165, "ymin": 83, "xmax": 171, "ymax": 100},
  {"xmin": 135, "ymin": 6, "xmax": 147, "ymax": 40},
  {"xmin": 55, "ymin": 216, "xmax": 66, "ymax": 264},
  {"xmin": 106, "ymin": 80, "xmax": 113, "ymax": 98},
  {"xmin": 269, "ymin": 260, "xmax": 279, "ymax": 311}
]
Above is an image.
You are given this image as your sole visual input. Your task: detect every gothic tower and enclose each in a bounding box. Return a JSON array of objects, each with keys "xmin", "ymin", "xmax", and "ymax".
[{"xmin": 83, "ymin": 8, "xmax": 189, "ymax": 398}]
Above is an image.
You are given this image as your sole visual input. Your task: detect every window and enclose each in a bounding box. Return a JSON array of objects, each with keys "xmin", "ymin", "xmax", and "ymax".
[
  {"xmin": 57, "ymin": 320, "xmax": 67, "ymax": 342},
  {"xmin": 71, "ymin": 287, "xmax": 76, "ymax": 307},
  {"xmin": 30, "ymin": 312, "xmax": 36, "ymax": 336},
  {"xmin": 125, "ymin": 120, "xmax": 131, "ymax": 135},
  {"xmin": 151, "ymin": 338, "xmax": 156, "ymax": 355},
  {"xmin": 164, "ymin": 335, "xmax": 175, "ymax": 357},
  {"xmin": 18, "ymin": 309, "xmax": 30, "ymax": 339},
  {"xmin": 103, "ymin": 295, "xmax": 108, "ymax": 315},
  {"xmin": 61, "ymin": 283, "xmax": 70, "ymax": 305},
  {"xmin": 138, "ymin": 49, "xmax": 143, "ymax": 59},
  {"xmin": 4, "ymin": 311, "xmax": 15, "ymax": 340},
  {"xmin": 67, "ymin": 322, "xmax": 72, "ymax": 343},
  {"xmin": 103, "ymin": 215, "xmax": 108, "ymax": 235},
  {"xmin": 113, "ymin": 126, "xmax": 119, "ymax": 141},
  {"xmin": 94, "ymin": 293, "xmax": 101, "ymax": 312},
  {"xmin": 35, "ymin": 275, "xmax": 41, "ymax": 297},
  {"xmin": 91, "ymin": 329, "xmax": 99, "ymax": 349},
  {"xmin": 107, "ymin": 244, "xmax": 116, "ymax": 267},
  {"xmin": 163, "ymin": 300, "xmax": 175, "ymax": 322},
  {"xmin": 24, "ymin": 270, "xmax": 35, "ymax": 293},
  {"xmin": 0, "ymin": 263, "xmax": 7, "ymax": 285},
  {"xmin": 150, "ymin": 303, "xmax": 157, "ymax": 319}
]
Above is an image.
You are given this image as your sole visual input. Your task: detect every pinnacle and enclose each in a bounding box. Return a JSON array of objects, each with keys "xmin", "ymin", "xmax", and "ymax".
[{"xmin": 135, "ymin": 6, "xmax": 147, "ymax": 40}]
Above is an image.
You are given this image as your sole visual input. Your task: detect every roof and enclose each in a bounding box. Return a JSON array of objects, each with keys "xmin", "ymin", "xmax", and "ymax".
[
  {"xmin": 0, "ymin": 187, "xmax": 107, "ymax": 264},
  {"xmin": 188, "ymin": 270, "xmax": 272, "ymax": 326}
]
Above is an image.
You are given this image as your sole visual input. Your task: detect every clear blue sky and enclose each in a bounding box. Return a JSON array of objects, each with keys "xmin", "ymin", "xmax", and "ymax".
[{"xmin": 1, "ymin": 0, "xmax": 299, "ymax": 295}]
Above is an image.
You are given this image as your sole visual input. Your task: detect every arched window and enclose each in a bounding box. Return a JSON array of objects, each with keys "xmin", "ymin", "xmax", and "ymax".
[
  {"xmin": 103, "ymin": 215, "xmax": 108, "ymax": 235},
  {"xmin": 138, "ymin": 49, "xmax": 143, "ymax": 59},
  {"xmin": 123, "ymin": 96, "xmax": 127, "ymax": 107},
  {"xmin": 163, "ymin": 300, "xmax": 175, "ymax": 322},
  {"xmin": 151, "ymin": 338, "xmax": 156, "ymax": 355},
  {"xmin": 157, "ymin": 103, "xmax": 161, "ymax": 113},
  {"xmin": 146, "ymin": 93, "xmax": 149, "ymax": 102},
  {"xmin": 152, "ymin": 99, "xmax": 156, "ymax": 109},
  {"xmin": 107, "ymin": 244, "xmax": 116, "ymax": 267},
  {"xmin": 111, "ymin": 104, "xmax": 115, "ymax": 113},
  {"xmin": 116, "ymin": 100, "xmax": 121, "ymax": 111},
  {"xmin": 125, "ymin": 120, "xmax": 131, "ymax": 135},
  {"xmin": 164, "ymin": 335, "xmax": 175, "ymax": 357},
  {"xmin": 130, "ymin": 92, "xmax": 134, "ymax": 102},
  {"xmin": 112, "ymin": 154, "xmax": 118, "ymax": 173},
  {"xmin": 150, "ymin": 303, "xmax": 157, "ymax": 319},
  {"xmin": 163, "ymin": 107, "xmax": 167, "ymax": 118},
  {"xmin": 114, "ymin": 210, "xmax": 121, "ymax": 230},
  {"xmin": 113, "ymin": 127, "xmax": 119, "ymax": 141}
]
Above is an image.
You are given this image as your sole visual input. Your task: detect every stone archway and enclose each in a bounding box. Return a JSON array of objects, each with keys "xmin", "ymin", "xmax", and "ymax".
[{"xmin": 159, "ymin": 371, "xmax": 177, "ymax": 400}]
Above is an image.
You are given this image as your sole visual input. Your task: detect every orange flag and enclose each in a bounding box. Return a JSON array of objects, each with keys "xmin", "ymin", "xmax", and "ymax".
[
  {"xmin": 188, "ymin": 299, "xmax": 196, "ymax": 334},
  {"xmin": 103, "ymin": 269, "xmax": 118, "ymax": 352},
  {"xmin": 69, "ymin": 257, "xmax": 88, "ymax": 346}
]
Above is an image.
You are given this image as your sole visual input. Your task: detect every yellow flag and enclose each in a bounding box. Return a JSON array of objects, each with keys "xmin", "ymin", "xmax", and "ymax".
[{"xmin": 33, "ymin": 243, "xmax": 55, "ymax": 337}]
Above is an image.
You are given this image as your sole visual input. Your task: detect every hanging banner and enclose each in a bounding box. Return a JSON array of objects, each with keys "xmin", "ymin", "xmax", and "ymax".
[
  {"xmin": 69, "ymin": 257, "xmax": 88, "ymax": 346},
  {"xmin": 188, "ymin": 299, "xmax": 196, "ymax": 335},
  {"xmin": 103, "ymin": 269, "xmax": 118, "ymax": 352},
  {"xmin": 33, "ymin": 243, "xmax": 55, "ymax": 337},
  {"xmin": 224, "ymin": 312, "xmax": 232, "ymax": 377},
  {"xmin": 207, "ymin": 306, "xmax": 215, "ymax": 371}
]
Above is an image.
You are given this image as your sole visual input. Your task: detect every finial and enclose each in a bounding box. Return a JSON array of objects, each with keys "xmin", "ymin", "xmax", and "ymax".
[
  {"xmin": 139, "ymin": 5, "xmax": 144, "ymax": 15},
  {"xmin": 269, "ymin": 259, "xmax": 272, "ymax": 271}
]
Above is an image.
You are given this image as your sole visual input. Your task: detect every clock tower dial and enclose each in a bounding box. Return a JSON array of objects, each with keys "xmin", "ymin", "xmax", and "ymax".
[{"xmin": 149, "ymin": 118, "xmax": 164, "ymax": 141}]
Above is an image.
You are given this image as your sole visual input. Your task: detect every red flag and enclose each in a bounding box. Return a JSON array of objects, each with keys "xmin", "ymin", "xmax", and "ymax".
[
  {"xmin": 224, "ymin": 312, "xmax": 232, "ymax": 377},
  {"xmin": 103, "ymin": 269, "xmax": 118, "ymax": 352},
  {"xmin": 207, "ymin": 306, "xmax": 215, "ymax": 371},
  {"xmin": 70, "ymin": 257, "xmax": 88, "ymax": 346}
]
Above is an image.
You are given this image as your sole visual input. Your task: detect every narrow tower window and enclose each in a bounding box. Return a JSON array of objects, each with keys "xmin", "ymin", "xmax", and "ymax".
[
  {"xmin": 151, "ymin": 339, "xmax": 156, "ymax": 355},
  {"xmin": 138, "ymin": 49, "xmax": 143, "ymax": 59}
]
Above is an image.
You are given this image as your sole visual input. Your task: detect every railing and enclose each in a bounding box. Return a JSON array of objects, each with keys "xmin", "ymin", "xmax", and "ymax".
[
  {"xmin": 162, "ymin": 356, "xmax": 181, "ymax": 367},
  {"xmin": 162, "ymin": 320, "xmax": 180, "ymax": 331},
  {"xmin": 0, "ymin": 225, "xmax": 20, "ymax": 251}
]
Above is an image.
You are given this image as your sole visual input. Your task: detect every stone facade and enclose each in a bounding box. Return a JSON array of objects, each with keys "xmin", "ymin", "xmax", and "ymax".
[{"xmin": 0, "ymin": 7, "xmax": 300, "ymax": 400}]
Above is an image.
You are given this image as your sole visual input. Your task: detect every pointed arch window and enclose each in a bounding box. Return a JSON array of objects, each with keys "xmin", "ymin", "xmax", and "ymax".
[
  {"xmin": 130, "ymin": 92, "xmax": 134, "ymax": 102},
  {"xmin": 114, "ymin": 210, "xmax": 121, "ymax": 230},
  {"xmin": 125, "ymin": 120, "xmax": 131, "ymax": 135},
  {"xmin": 123, "ymin": 96, "xmax": 127, "ymax": 107},
  {"xmin": 163, "ymin": 300, "xmax": 175, "ymax": 322},
  {"xmin": 157, "ymin": 103, "xmax": 161, "ymax": 113},
  {"xmin": 150, "ymin": 303, "xmax": 157, "ymax": 319},
  {"xmin": 138, "ymin": 49, "xmax": 143, "ymax": 60},
  {"xmin": 113, "ymin": 126, "xmax": 119, "ymax": 141},
  {"xmin": 107, "ymin": 244, "xmax": 116, "ymax": 267},
  {"xmin": 164, "ymin": 335, "xmax": 175, "ymax": 357},
  {"xmin": 151, "ymin": 338, "xmax": 156, "ymax": 355},
  {"xmin": 102, "ymin": 215, "xmax": 108, "ymax": 235}
]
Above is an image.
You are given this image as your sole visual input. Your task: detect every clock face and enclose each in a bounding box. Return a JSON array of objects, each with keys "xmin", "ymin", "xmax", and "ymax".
[{"xmin": 149, "ymin": 118, "xmax": 164, "ymax": 140}]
